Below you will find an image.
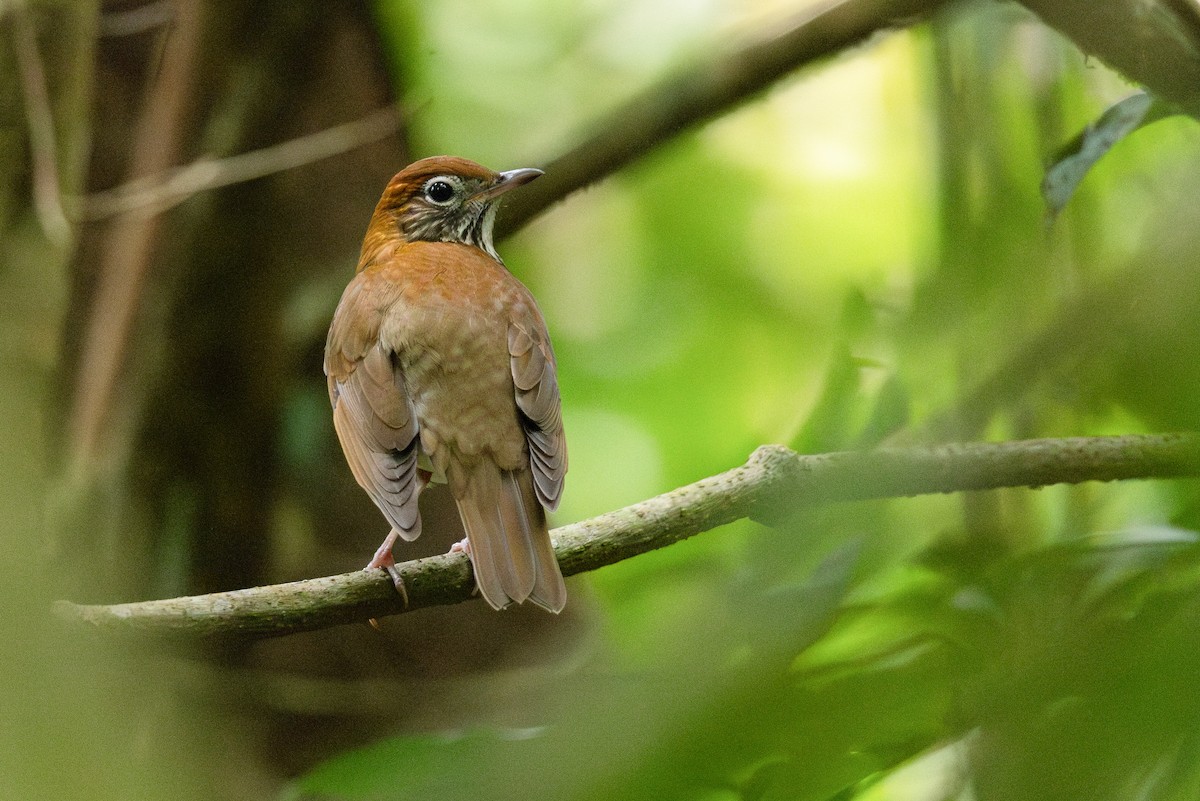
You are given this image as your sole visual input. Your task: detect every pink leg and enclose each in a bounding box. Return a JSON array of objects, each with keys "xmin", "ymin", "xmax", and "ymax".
[
  {"xmin": 364, "ymin": 469, "xmax": 432, "ymax": 618},
  {"xmin": 447, "ymin": 537, "xmax": 480, "ymax": 598},
  {"xmin": 365, "ymin": 529, "xmax": 400, "ymax": 571},
  {"xmin": 364, "ymin": 529, "xmax": 408, "ymax": 609}
]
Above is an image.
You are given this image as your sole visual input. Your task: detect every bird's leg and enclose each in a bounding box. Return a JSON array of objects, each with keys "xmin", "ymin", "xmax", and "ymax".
[
  {"xmin": 364, "ymin": 469, "xmax": 432, "ymax": 620},
  {"xmin": 364, "ymin": 532, "xmax": 409, "ymax": 611},
  {"xmin": 365, "ymin": 529, "xmax": 401, "ymax": 571},
  {"xmin": 364, "ymin": 467, "xmax": 433, "ymax": 573},
  {"xmin": 447, "ymin": 537, "xmax": 481, "ymax": 598}
]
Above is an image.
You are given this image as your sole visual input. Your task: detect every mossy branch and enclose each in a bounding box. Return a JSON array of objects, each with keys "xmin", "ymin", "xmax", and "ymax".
[{"xmin": 57, "ymin": 433, "xmax": 1200, "ymax": 641}]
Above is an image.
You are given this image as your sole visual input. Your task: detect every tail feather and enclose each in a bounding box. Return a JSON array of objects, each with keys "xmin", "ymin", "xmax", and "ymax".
[
  {"xmin": 456, "ymin": 488, "xmax": 520, "ymax": 608},
  {"xmin": 518, "ymin": 470, "xmax": 567, "ymax": 613},
  {"xmin": 453, "ymin": 463, "xmax": 566, "ymax": 613}
]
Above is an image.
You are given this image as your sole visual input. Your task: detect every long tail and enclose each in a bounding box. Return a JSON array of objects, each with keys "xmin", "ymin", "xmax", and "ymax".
[{"xmin": 453, "ymin": 464, "xmax": 567, "ymax": 613}]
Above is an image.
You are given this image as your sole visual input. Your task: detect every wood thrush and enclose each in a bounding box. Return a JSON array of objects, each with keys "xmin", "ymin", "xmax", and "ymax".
[{"xmin": 324, "ymin": 156, "xmax": 567, "ymax": 613}]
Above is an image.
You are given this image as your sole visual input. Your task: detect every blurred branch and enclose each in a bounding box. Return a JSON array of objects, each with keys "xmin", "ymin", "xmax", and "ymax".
[
  {"xmin": 1016, "ymin": 0, "xmax": 1200, "ymax": 117},
  {"xmin": 12, "ymin": 8, "xmax": 71, "ymax": 247},
  {"xmin": 918, "ymin": 275, "xmax": 1130, "ymax": 440},
  {"xmin": 915, "ymin": 251, "xmax": 1195, "ymax": 441},
  {"xmin": 98, "ymin": 0, "xmax": 174, "ymax": 37},
  {"xmin": 73, "ymin": 104, "xmax": 405, "ymax": 221},
  {"xmin": 68, "ymin": 0, "xmax": 204, "ymax": 471},
  {"xmin": 496, "ymin": 0, "xmax": 947, "ymax": 237},
  {"xmin": 58, "ymin": 432, "xmax": 1200, "ymax": 640}
]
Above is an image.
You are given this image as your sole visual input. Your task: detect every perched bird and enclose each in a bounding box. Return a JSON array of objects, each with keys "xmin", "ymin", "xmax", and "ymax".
[{"xmin": 324, "ymin": 156, "xmax": 567, "ymax": 613}]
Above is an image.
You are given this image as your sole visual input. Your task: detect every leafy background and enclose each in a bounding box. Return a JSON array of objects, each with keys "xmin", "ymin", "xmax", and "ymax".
[{"xmin": 3, "ymin": 0, "xmax": 1200, "ymax": 799}]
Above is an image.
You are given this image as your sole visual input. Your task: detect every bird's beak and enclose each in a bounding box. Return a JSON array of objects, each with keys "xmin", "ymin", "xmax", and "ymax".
[{"xmin": 472, "ymin": 167, "xmax": 543, "ymax": 202}]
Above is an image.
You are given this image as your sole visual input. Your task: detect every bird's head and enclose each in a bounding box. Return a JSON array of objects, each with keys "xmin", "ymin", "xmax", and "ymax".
[{"xmin": 372, "ymin": 156, "xmax": 542, "ymax": 262}]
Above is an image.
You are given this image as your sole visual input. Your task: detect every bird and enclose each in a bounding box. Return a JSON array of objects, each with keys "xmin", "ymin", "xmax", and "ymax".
[{"xmin": 324, "ymin": 156, "xmax": 567, "ymax": 613}]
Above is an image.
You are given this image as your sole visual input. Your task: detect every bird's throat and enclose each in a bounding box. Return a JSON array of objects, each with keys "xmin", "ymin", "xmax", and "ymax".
[{"xmin": 478, "ymin": 204, "xmax": 500, "ymax": 262}]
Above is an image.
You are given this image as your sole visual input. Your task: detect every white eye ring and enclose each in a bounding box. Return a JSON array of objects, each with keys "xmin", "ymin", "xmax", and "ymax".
[{"xmin": 423, "ymin": 176, "xmax": 461, "ymax": 205}]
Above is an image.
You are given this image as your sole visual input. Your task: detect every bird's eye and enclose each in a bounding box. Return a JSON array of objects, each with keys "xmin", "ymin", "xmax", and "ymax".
[{"xmin": 424, "ymin": 179, "xmax": 456, "ymax": 204}]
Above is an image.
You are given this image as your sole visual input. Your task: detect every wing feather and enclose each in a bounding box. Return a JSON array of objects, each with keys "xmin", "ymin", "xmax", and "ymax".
[
  {"xmin": 325, "ymin": 276, "xmax": 422, "ymax": 541},
  {"xmin": 508, "ymin": 316, "xmax": 567, "ymax": 510}
]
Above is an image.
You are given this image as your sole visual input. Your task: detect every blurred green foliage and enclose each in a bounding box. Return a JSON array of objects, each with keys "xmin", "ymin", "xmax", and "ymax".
[{"xmin": 284, "ymin": 0, "xmax": 1200, "ymax": 799}]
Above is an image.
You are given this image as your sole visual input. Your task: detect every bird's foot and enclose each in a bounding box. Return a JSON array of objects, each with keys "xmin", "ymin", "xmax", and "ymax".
[
  {"xmin": 365, "ymin": 531, "xmax": 399, "ymax": 571},
  {"xmin": 382, "ymin": 563, "xmax": 409, "ymax": 608},
  {"xmin": 364, "ymin": 531, "xmax": 408, "ymax": 620},
  {"xmin": 447, "ymin": 538, "xmax": 480, "ymax": 598}
]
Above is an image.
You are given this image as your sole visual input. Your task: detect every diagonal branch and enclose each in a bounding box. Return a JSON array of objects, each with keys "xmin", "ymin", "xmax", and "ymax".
[
  {"xmin": 57, "ymin": 433, "xmax": 1200, "ymax": 641},
  {"xmin": 496, "ymin": 0, "xmax": 948, "ymax": 238},
  {"xmin": 74, "ymin": 104, "xmax": 405, "ymax": 221},
  {"xmin": 61, "ymin": 0, "xmax": 940, "ymax": 237}
]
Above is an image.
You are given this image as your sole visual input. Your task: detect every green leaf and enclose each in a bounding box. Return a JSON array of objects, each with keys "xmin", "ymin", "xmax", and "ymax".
[
  {"xmin": 854, "ymin": 374, "xmax": 910, "ymax": 448},
  {"xmin": 1041, "ymin": 91, "xmax": 1175, "ymax": 217},
  {"xmin": 792, "ymin": 343, "xmax": 864, "ymax": 454},
  {"xmin": 285, "ymin": 728, "xmax": 562, "ymax": 801}
]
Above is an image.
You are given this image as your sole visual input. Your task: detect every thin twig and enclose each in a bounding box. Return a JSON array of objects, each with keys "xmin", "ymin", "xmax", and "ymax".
[
  {"xmin": 57, "ymin": 433, "xmax": 1200, "ymax": 640},
  {"xmin": 12, "ymin": 7, "xmax": 71, "ymax": 246},
  {"xmin": 496, "ymin": 0, "xmax": 947, "ymax": 238},
  {"xmin": 74, "ymin": 105, "xmax": 405, "ymax": 221}
]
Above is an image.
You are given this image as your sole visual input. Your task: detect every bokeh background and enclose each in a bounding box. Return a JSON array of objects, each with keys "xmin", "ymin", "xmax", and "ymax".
[{"xmin": 4, "ymin": 0, "xmax": 1200, "ymax": 799}]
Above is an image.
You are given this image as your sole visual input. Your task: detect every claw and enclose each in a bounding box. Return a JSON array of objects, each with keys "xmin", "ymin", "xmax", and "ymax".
[
  {"xmin": 384, "ymin": 562, "xmax": 409, "ymax": 607},
  {"xmin": 365, "ymin": 529, "xmax": 409, "ymax": 627}
]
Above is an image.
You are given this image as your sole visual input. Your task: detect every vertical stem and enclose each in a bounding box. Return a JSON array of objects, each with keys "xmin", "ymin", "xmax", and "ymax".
[{"xmin": 68, "ymin": 0, "xmax": 204, "ymax": 471}]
